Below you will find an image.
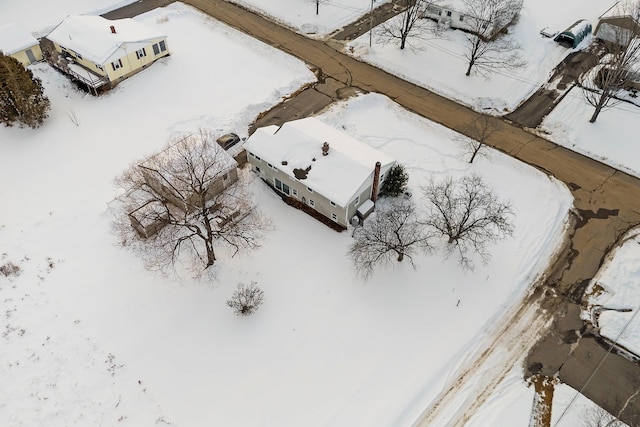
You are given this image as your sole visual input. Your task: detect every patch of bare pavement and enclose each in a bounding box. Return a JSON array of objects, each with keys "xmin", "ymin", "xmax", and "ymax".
[
  {"xmin": 107, "ymin": 0, "xmax": 640, "ymax": 424},
  {"xmin": 505, "ymin": 48, "xmax": 601, "ymax": 129}
]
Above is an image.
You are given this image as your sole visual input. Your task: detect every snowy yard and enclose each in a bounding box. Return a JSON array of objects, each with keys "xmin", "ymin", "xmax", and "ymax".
[
  {"xmin": 0, "ymin": 1, "xmax": 574, "ymax": 425},
  {"xmin": 346, "ymin": 0, "xmax": 611, "ymax": 114},
  {"xmin": 581, "ymin": 229, "xmax": 640, "ymax": 356},
  {"xmin": 2, "ymin": 0, "xmax": 639, "ymax": 425}
]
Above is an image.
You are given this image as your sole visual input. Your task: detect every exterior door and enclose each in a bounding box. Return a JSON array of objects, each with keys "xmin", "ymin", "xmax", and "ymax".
[{"xmin": 25, "ymin": 49, "xmax": 36, "ymax": 64}]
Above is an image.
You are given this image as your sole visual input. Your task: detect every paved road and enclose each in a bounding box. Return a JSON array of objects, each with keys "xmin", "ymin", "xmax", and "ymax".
[{"xmin": 105, "ymin": 0, "xmax": 640, "ymax": 423}]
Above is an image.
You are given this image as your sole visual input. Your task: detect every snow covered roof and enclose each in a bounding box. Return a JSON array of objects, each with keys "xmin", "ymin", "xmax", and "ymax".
[
  {"xmin": 0, "ymin": 23, "xmax": 39, "ymax": 55},
  {"xmin": 245, "ymin": 117, "xmax": 395, "ymax": 206},
  {"xmin": 46, "ymin": 15, "xmax": 166, "ymax": 66}
]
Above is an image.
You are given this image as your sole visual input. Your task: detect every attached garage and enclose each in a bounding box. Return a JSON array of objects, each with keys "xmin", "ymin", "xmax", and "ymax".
[{"xmin": 554, "ymin": 19, "xmax": 593, "ymax": 48}]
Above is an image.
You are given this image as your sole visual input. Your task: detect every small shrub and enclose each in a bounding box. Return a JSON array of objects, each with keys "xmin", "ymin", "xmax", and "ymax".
[
  {"xmin": 226, "ymin": 281, "xmax": 264, "ymax": 316},
  {"xmin": 0, "ymin": 262, "xmax": 21, "ymax": 277}
]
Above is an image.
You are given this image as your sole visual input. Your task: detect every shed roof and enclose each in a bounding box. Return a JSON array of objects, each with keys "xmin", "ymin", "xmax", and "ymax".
[
  {"xmin": 554, "ymin": 19, "xmax": 592, "ymax": 48},
  {"xmin": 244, "ymin": 117, "xmax": 395, "ymax": 207},
  {"xmin": 0, "ymin": 23, "xmax": 39, "ymax": 55},
  {"xmin": 46, "ymin": 15, "xmax": 165, "ymax": 66}
]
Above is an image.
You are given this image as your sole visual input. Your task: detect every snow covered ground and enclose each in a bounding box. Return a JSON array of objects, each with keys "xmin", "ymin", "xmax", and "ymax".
[
  {"xmin": 1, "ymin": 1, "xmax": 574, "ymax": 425},
  {"xmin": 345, "ymin": 1, "xmax": 610, "ymax": 114},
  {"xmin": 581, "ymin": 229, "xmax": 640, "ymax": 356},
  {"xmin": 540, "ymin": 90, "xmax": 640, "ymax": 178},
  {"xmin": 227, "ymin": 0, "xmax": 391, "ymax": 37},
  {"xmin": 1, "ymin": 0, "xmax": 637, "ymax": 425},
  {"xmin": 1, "ymin": 0, "xmax": 138, "ymax": 33}
]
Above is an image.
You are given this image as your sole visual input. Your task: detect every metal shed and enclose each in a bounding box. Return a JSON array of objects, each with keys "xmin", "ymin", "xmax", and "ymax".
[{"xmin": 554, "ymin": 19, "xmax": 593, "ymax": 48}]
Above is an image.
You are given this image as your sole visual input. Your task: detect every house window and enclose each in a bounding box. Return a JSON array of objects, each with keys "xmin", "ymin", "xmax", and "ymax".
[
  {"xmin": 255, "ymin": 166, "xmax": 261, "ymax": 173},
  {"xmin": 331, "ymin": 213, "xmax": 337, "ymax": 222},
  {"xmin": 309, "ymin": 199, "xmax": 315, "ymax": 207},
  {"xmin": 459, "ymin": 15, "xmax": 464, "ymax": 22},
  {"xmin": 153, "ymin": 41, "xmax": 167, "ymax": 55},
  {"xmin": 330, "ymin": 201, "xmax": 336, "ymax": 207},
  {"xmin": 446, "ymin": 10, "xmax": 452, "ymax": 17},
  {"xmin": 223, "ymin": 173, "xmax": 229, "ymax": 181},
  {"xmin": 255, "ymin": 155, "xmax": 261, "ymax": 161},
  {"xmin": 75, "ymin": 52, "xmax": 83, "ymax": 60},
  {"xmin": 307, "ymin": 187, "xmax": 313, "ymax": 193},
  {"xmin": 292, "ymin": 188, "xmax": 298, "ymax": 198},
  {"xmin": 354, "ymin": 196, "xmax": 360, "ymax": 205},
  {"xmin": 267, "ymin": 163, "xmax": 273, "ymax": 168},
  {"xmin": 136, "ymin": 48, "xmax": 146, "ymax": 59},
  {"xmin": 275, "ymin": 178, "xmax": 290, "ymax": 195},
  {"xmin": 111, "ymin": 59, "xmax": 123, "ymax": 70},
  {"xmin": 96, "ymin": 64, "xmax": 103, "ymax": 71}
]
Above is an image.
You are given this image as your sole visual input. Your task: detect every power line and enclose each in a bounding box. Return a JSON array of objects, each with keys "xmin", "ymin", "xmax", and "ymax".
[{"xmin": 553, "ymin": 295, "xmax": 640, "ymax": 426}]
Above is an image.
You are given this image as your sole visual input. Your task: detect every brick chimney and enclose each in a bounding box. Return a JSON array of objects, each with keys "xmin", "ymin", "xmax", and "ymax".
[
  {"xmin": 110, "ymin": 25, "xmax": 116, "ymax": 34},
  {"xmin": 371, "ymin": 161, "xmax": 382, "ymax": 203},
  {"xmin": 322, "ymin": 141, "xmax": 329, "ymax": 156}
]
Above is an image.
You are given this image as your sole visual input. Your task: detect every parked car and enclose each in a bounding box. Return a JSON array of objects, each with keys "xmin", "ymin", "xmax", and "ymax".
[{"xmin": 216, "ymin": 133, "xmax": 241, "ymax": 150}]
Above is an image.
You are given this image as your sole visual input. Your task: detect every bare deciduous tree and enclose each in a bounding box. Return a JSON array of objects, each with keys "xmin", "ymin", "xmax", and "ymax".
[
  {"xmin": 227, "ymin": 281, "xmax": 264, "ymax": 316},
  {"xmin": 349, "ymin": 199, "xmax": 431, "ymax": 279},
  {"xmin": 582, "ymin": 404, "xmax": 629, "ymax": 427},
  {"xmin": 421, "ymin": 174, "xmax": 514, "ymax": 270},
  {"xmin": 582, "ymin": 0, "xmax": 640, "ymax": 123},
  {"xmin": 113, "ymin": 129, "xmax": 270, "ymax": 276},
  {"xmin": 461, "ymin": 115, "xmax": 500, "ymax": 163},
  {"xmin": 461, "ymin": 0, "xmax": 525, "ymax": 76},
  {"xmin": 378, "ymin": 0, "xmax": 438, "ymax": 50}
]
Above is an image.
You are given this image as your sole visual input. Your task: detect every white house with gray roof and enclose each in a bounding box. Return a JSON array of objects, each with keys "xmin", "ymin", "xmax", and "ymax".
[{"xmin": 244, "ymin": 117, "xmax": 396, "ymax": 228}]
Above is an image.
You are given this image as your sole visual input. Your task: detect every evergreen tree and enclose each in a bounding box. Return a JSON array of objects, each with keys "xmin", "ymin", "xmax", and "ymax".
[
  {"xmin": 380, "ymin": 164, "xmax": 409, "ymax": 197},
  {"xmin": 0, "ymin": 52, "xmax": 50, "ymax": 128}
]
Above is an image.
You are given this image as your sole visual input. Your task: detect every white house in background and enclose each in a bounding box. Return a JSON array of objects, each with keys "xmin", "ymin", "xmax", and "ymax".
[
  {"xmin": 0, "ymin": 23, "xmax": 42, "ymax": 66},
  {"xmin": 42, "ymin": 15, "xmax": 169, "ymax": 91},
  {"xmin": 422, "ymin": 1, "xmax": 517, "ymax": 39},
  {"xmin": 244, "ymin": 117, "xmax": 396, "ymax": 228}
]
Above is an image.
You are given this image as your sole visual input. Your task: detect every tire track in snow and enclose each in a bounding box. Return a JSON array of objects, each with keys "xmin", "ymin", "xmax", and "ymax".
[{"xmin": 411, "ymin": 286, "xmax": 555, "ymax": 427}]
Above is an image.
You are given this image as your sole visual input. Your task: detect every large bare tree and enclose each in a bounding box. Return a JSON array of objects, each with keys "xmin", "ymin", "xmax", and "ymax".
[
  {"xmin": 349, "ymin": 199, "xmax": 431, "ymax": 279},
  {"xmin": 581, "ymin": 0, "xmax": 640, "ymax": 123},
  {"xmin": 421, "ymin": 174, "xmax": 514, "ymax": 270},
  {"xmin": 461, "ymin": 0, "xmax": 525, "ymax": 76},
  {"xmin": 113, "ymin": 129, "xmax": 269, "ymax": 276},
  {"xmin": 378, "ymin": 0, "xmax": 437, "ymax": 50}
]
